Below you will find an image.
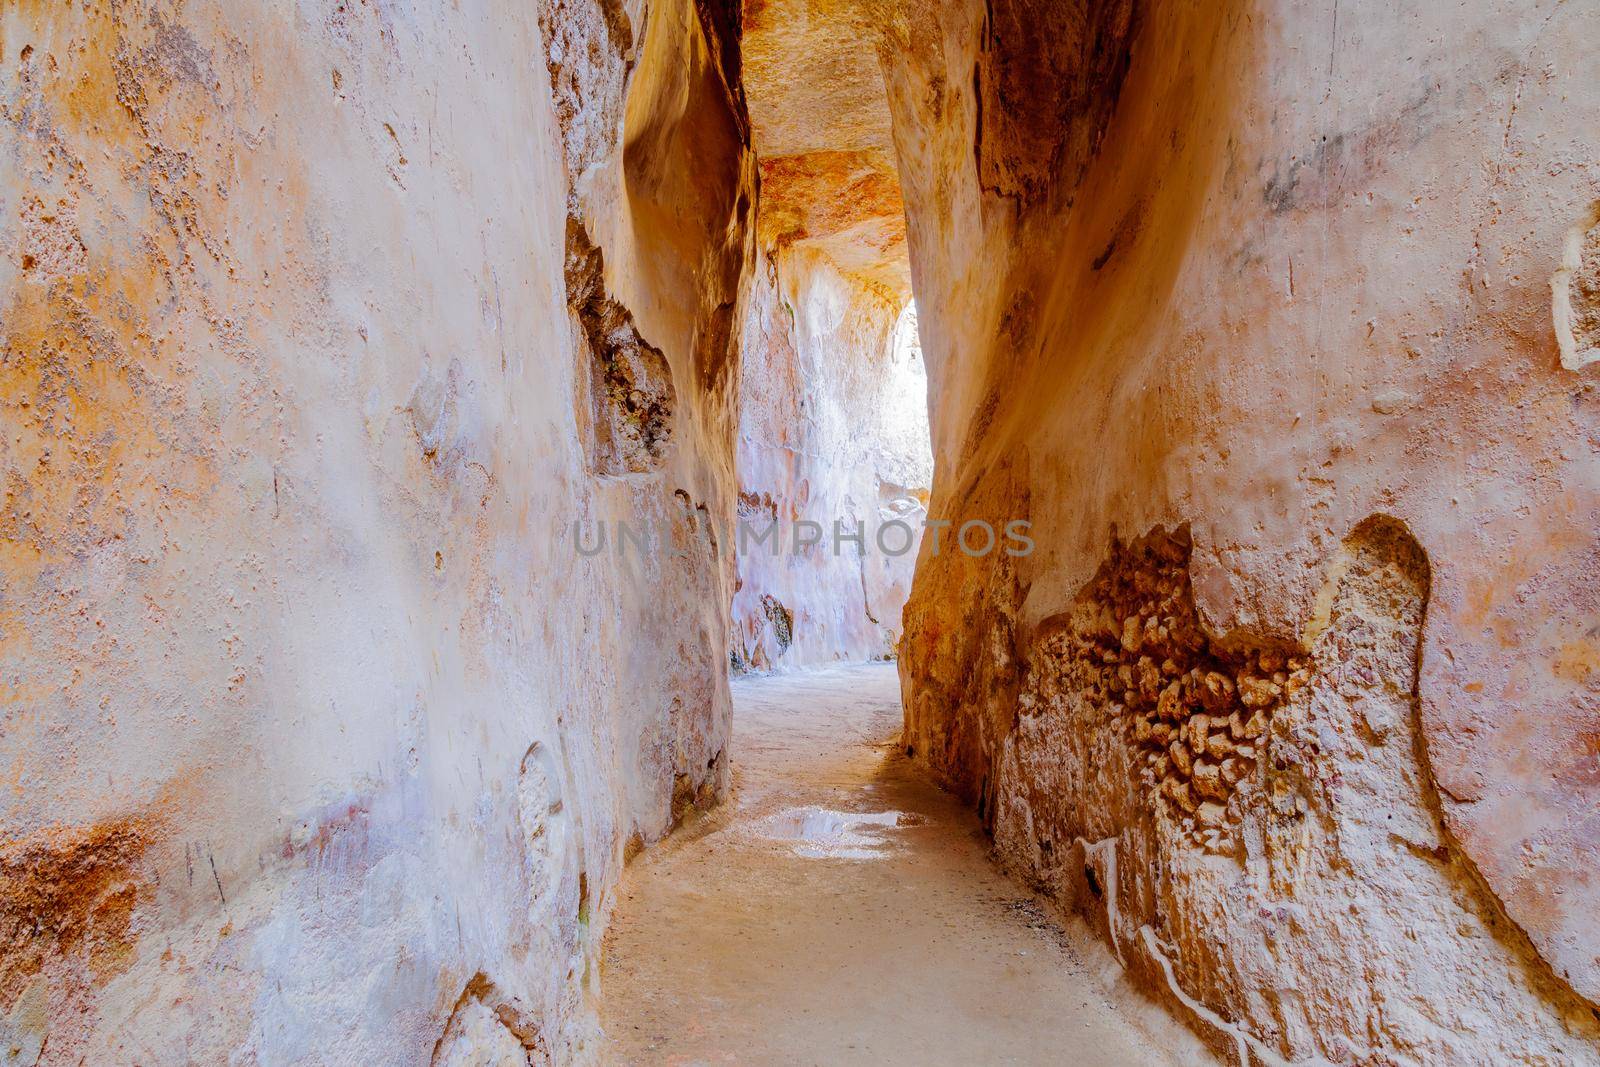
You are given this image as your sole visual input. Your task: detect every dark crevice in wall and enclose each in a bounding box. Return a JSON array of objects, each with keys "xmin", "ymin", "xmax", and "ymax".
[
  {"xmin": 564, "ymin": 218, "xmax": 676, "ymax": 475},
  {"xmin": 972, "ymin": 0, "xmax": 1143, "ymax": 206},
  {"xmin": 691, "ymin": 0, "xmax": 749, "ymax": 143}
]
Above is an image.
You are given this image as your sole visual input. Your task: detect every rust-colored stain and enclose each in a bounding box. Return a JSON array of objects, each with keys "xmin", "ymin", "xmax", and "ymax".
[
  {"xmin": 0, "ymin": 815, "xmax": 158, "ymax": 1010},
  {"xmin": 0, "ymin": 268, "xmax": 211, "ymax": 579},
  {"xmin": 972, "ymin": 0, "xmax": 1139, "ymax": 204},
  {"xmin": 740, "ymin": 0, "xmax": 773, "ymax": 32},
  {"xmin": 1, "ymin": 1, "xmax": 230, "ymax": 595},
  {"xmin": 1553, "ymin": 636, "xmax": 1600, "ymax": 684},
  {"xmin": 758, "ymin": 149, "xmax": 904, "ymax": 246}
]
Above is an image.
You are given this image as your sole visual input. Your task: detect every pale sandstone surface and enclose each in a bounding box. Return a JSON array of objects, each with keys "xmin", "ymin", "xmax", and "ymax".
[
  {"xmin": 600, "ymin": 662, "xmax": 1213, "ymax": 1064},
  {"xmin": 1, "ymin": 0, "xmax": 747, "ymax": 1061},
  {"xmin": 885, "ymin": 0, "xmax": 1600, "ymax": 1061}
]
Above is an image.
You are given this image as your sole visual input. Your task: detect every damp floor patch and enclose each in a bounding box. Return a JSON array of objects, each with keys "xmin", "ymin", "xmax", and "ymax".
[{"xmin": 753, "ymin": 805, "xmax": 924, "ymax": 860}]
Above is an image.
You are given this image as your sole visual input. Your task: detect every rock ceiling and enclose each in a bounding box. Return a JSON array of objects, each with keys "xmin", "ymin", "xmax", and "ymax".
[{"xmin": 741, "ymin": 0, "xmax": 910, "ymax": 295}]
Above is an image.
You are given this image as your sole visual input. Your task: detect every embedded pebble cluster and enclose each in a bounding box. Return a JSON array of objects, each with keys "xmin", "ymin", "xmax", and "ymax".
[{"xmin": 1057, "ymin": 531, "xmax": 1311, "ymax": 851}]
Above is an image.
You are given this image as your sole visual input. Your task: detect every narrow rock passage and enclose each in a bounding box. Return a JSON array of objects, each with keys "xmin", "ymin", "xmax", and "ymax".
[{"xmin": 599, "ymin": 664, "xmax": 1210, "ymax": 1064}]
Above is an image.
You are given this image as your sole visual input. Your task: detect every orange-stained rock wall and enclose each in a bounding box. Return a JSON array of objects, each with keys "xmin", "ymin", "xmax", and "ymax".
[
  {"xmin": 886, "ymin": 0, "xmax": 1600, "ymax": 1060},
  {"xmin": 0, "ymin": 0, "xmax": 751, "ymax": 1061}
]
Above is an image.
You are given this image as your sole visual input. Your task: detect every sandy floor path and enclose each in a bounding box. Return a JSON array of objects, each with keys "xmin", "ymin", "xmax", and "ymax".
[{"xmin": 598, "ymin": 662, "xmax": 1210, "ymax": 1065}]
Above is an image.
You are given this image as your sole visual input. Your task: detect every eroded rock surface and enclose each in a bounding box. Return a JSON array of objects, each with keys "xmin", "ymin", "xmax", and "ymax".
[
  {"xmin": 564, "ymin": 218, "xmax": 676, "ymax": 475},
  {"xmin": 742, "ymin": 0, "xmax": 908, "ymax": 292},
  {"xmin": 1, "ymin": 0, "xmax": 750, "ymax": 1061},
  {"xmin": 1555, "ymin": 201, "xmax": 1600, "ymax": 370},
  {"xmin": 887, "ymin": 0, "xmax": 1600, "ymax": 1059},
  {"xmin": 7, "ymin": 0, "xmax": 1600, "ymax": 1060},
  {"xmin": 990, "ymin": 524, "xmax": 1600, "ymax": 1062}
]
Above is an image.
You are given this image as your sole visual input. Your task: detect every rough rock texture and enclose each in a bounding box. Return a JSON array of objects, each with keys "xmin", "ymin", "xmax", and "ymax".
[
  {"xmin": 888, "ymin": 0, "xmax": 1600, "ymax": 1060},
  {"xmin": 10, "ymin": 0, "xmax": 1600, "ymax": 1059},
  {"xmin": 731, "ymin": 245, "xmax": 930, "ymax": 669},
  {"xmin": 1553, "ymin": 200, "xmax": 1600, "ymax": 370},
  {"xmin": 564, "ymin": 219, "xmax": 676, "ymax": 475},
  {"xmin": 972, "ymin": 0, "xmax": 1140, "ymax": 206},
  {"xmin": 0, "ymin": 0, "xmax": 750, "ymax": 1061},
  {"xmin": 992, "ymin": 524, "xmax": 1600, "ymax": 1062}
]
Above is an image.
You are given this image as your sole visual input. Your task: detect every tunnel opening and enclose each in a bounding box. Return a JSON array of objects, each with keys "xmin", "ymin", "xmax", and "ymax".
[
  {"xmin": 729, "ymin": 270, "xmax": 932, "ymax": 672},
  {"xmin": 726, "ymin": 0, "xmax": 934, "ymax": 674}
]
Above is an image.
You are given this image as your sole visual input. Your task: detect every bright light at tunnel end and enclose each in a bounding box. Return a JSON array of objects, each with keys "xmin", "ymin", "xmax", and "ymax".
[{"xmin": 568, "ymin": 517, "xmax": 1034, "ymax": 559}]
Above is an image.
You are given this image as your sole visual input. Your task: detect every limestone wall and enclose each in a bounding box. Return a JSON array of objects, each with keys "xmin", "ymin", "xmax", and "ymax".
[
  {"xmin": 0, "ymin": 0, "xmax": 750, "ymax": 1061},
  {"xmin": 886, "ymin": 0, "xmax": 1600, "ymax": 1060}
]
